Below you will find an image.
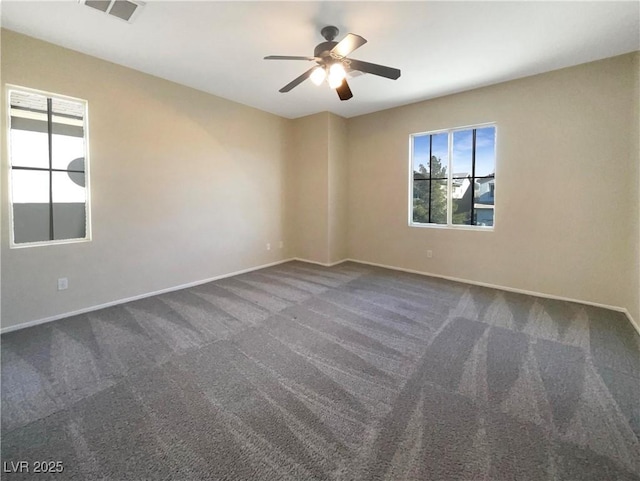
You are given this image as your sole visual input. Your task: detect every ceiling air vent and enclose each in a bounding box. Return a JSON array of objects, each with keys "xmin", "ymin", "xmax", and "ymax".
[{"xmin": 81, "ymin": 0, "xmax": 145, "ymax": 23}]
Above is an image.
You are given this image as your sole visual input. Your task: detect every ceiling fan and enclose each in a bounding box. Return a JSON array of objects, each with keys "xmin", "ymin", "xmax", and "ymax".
[{"xmin": 264, "ymin": 26, "xmax": 401, "ymax": 101}]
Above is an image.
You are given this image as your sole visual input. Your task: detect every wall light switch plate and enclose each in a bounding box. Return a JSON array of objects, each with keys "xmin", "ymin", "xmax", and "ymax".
[{"xmin": 58, "ymin": 278, "xmax": 68, "ymax": 290}]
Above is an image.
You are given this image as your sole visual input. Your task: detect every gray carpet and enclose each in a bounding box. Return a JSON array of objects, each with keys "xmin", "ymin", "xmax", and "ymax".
[{"xmin": 1, "ymin": 260, "xmax": 639, "ymax": 480}]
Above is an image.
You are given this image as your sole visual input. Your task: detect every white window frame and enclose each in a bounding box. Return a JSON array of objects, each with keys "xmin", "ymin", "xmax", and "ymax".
[
  {"xmin": 408, "ymin": 122, "xmax": 497, "ymax": 231},
  {"xmin": 6, "ymin": 85, "xmax": 92, "ymax": 248}
]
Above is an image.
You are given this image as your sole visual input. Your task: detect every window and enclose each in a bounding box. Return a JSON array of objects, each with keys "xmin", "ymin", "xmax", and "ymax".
[
  {"xmin": 8, "ymin": 87, "xmax": 90, "ymax": 246},
  {"xmin": 410, "ymin": 124, "xmax": 496, "ymax": 228}
]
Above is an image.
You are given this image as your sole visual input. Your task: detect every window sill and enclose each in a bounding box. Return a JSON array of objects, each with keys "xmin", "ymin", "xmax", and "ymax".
[
  {"xmin": 10, "ymin": 237, "xmax": 92, "ymax": 249},
  {"xmin": 409, "ymin": 222, "xmax": 494, "ymax": 232}
]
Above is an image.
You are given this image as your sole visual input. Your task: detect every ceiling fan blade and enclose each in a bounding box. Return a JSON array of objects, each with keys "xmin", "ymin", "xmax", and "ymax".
[
  {"xmin": 336, "ymin": 79, "xmax": 353, "ymax": 101},
  {"xmin": 264, "ymin": 55, "xmax": 317, "ymax": 61},
  {"xmin": 348, "ymin": 59, "xmax": 401, "ymax": 80},
  {"xmin": 345, "ymin": 66, "xmax": 364, "ymax": 78},
  {"xmin": 330, "ymin": 33, "xmax": 367, "ymax": 58},
  {"xmin": 279, "ymin": 67, "xmax": 315, "ymax": 93}
]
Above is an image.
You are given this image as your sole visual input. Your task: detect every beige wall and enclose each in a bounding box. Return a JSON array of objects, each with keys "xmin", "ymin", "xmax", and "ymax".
[
  {"xmin": 289, "ymin": 112, "xmax": 330, "ymax": 264},
  {"xmin": 1, "ymin": 30, "xmax": 292, "ymax": 329},
  {"xmin": 328, "ymin": 113, "xmax": 348, "ymax": 263},
  {"xmin": 2, "ymin": 29, "xmax": 638, "ymax": 330},
  {"xmin": 347, "ymin": 53, "xmax": 640, "ymax": 324},
  {"xmin": 288, "ymin": 111, "xmax": 348, "ymax": 265}
]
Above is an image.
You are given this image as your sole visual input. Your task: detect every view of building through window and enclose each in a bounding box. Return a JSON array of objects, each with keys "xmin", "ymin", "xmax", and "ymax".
[
  {"xmin": 411, "ymin": 125, "xmax": 496, "ymax": 228},
  {"xmin": 9, "ymin": 88, "xmax": 89, "ymax": 245}
]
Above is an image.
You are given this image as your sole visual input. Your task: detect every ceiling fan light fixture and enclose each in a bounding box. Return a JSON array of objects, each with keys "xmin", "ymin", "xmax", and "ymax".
[
  {"xmin": 328, "ymin": 63, "xmax": 346, "ymax": 88},
  {"xmin": 310, "ymin": 66, "xmax": 326, "ymax": 86}
]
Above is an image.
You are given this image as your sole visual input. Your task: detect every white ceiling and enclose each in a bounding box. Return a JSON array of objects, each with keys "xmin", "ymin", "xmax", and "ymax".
[{"xmin": 2, "ymin": 1, "xmax": 639, "ymax": 119}]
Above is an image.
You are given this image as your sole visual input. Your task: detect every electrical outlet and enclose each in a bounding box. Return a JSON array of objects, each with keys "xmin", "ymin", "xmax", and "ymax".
[
  {"xmin": 427, "ymin": 250, "xmax": 433, "ymax": 258},
  {"xmin": 266, "ymin": 243, "xmax": 271, "ymax": 251},
  {"xmin": 57, "ymin": 278, "xmax": 68, "ymax": 290},
  {"xmin": 279, "ymin": 241, "xmax": 284, "ymax": 249}
]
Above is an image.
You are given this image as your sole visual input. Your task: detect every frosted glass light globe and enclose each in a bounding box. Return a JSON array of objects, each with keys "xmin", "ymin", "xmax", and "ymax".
[
  {"xmin": 310, "ymin": 66, "xmax": 326, "ymax": 86},
  {"xmin": 328, "ymin": 63, "xmax": 346, "ymax": 88}
]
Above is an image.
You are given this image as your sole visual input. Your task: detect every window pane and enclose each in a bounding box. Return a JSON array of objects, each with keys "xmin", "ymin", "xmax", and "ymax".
[
  {"xmin": 413, "ymin": 179, "xmax": 447, "ymax": 224},
  {"xmin": 452, "ymin": 182, "xmax": 472, "ymax": 225},
  {"xmin": 475, "ymin": 207, "xmax": 494, "ymax": 227},
  {"xmin": 11, "ymin": 170, "xmax": 51, "ymax": 244},
  {"xmin": 52, "ymin": 170, "xmax": 86, "ymax": 241},
  {"xmin": 9, "ymin": 129, "xmax": 49, "ymax": 169},
  {"xmin": 11, "ymin": 169, "xmax": 50, "ymax": 203},
  {"xmin": 430, "ymin": 179, "xmax": 448, "ymax": 224},
  {"xmin": 412, "ymin": 135, "xmax": 431, "ymax": 175},
  {"xmin": 52, "ymin": 134, "xmax": 85, "ymax": 171},
  {"xmin": 13, "ymin": 203, "xmax": 50, "ymax": 244},
  {"xmin": 475, "ymin": 126, "xmax": 496, "ymax": 177},
  {"xmin": 475, "ymin": 177, "xmax": 495, "ymax": 226},
  {"xmin": 453, "ymin": 129, "xmax": 473, "ymax": 176},
  {"xmin": 412, "ymin": 180, "xmax": 430, "ymax": 223},
  {"xmin": 10, "ymin": 110, "xmax": 48, "ymax": 134},
  {"xmin": 52, "ymin": 171, "xmax": 86, "ymax": 203},
  {"xmin": 452, "ymin": 176, "xmax": 471, "ymax": 202},
  {"xmin": 53, "ymin": 203, "xmax": 86, "ymax": 240},
  {"xmin": 431, "ymin": 133, "xmax": 448, "ymax": 179}
]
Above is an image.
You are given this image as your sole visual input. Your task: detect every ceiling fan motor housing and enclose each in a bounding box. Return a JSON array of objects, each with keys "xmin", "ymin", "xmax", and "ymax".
[
  {"xmin": 314, "ymin": 41, "xmax": 338, "ymax": 60},
  {"xmin": 316, "ymin": 26, "xmax": 340, "ymax": 60},
  {"xmin": 320, "ymin": 26, "xmax": 339, "ymax": 41}
]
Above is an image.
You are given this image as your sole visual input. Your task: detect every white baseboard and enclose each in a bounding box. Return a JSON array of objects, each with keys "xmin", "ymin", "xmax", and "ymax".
[
  {"xmin": 343, "ymin": 258, "xmax": 640, "ymax": 336},
  {"xmin": 624, "ymin": 309, "xmax": 640, "ymax": 336},
  {"xmin": 292, "ymin": 257, "xmax": 348, "ymax": 267},
  {"xmin": 0, "ymin": 258, "xmax": 296, "ymax": 335}
]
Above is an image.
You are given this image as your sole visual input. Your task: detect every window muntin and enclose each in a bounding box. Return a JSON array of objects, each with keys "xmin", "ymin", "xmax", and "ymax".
[
  {"xmin": 8, "ymin": 88, "xmax": 90, "ymax": 246},
  {"xmin": 410, "ymin": 124, "xmax": 496, "ymax": 229}
]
